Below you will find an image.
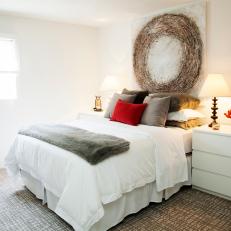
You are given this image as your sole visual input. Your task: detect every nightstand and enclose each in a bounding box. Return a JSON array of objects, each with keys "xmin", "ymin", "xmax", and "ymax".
[
  {"xmin": 192, "ymin": 125, "xmax": 231, "ymax": 200},
  {"xmin": 77, "ymin": 111, "xmax": 104, "ymax": 119}
]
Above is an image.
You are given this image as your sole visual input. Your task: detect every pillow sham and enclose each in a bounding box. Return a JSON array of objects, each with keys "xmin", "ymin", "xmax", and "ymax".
[
  {"xmin": 147, "ymin": 93, "xmax": 200, "ymax": 112},
  {"xmin": 122, "ymin": 88, "xmax": 149, "ymax": 104},
  {"xmin": 167, "ymin": 109, "xmax": 205, "ymax": 122},
  {"xmin": 166, "ymin": 119, "xmax": 204, "ymax": 130},
  {"xmin": 104, "ymin": 93, "xmax": 136, "ymax": 118},
  {"xmin": 111, "ymin": 100, "xmax": 147, "ymax": 126},
  {"xmin": 141, "ymin": 96, "xmax": 170, "ymax": 127}
]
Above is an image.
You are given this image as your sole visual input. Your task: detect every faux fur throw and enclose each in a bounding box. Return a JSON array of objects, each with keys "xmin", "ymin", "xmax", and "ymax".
[{"xmin": 19, "ymin": 124, "xmax": 130, "ymax": 165}]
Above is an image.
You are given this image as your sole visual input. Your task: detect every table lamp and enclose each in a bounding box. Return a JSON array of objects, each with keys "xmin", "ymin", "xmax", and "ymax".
[
  {"xmin": 96, "ymin": 75, "xmax": 119, "ymax": 111},
  {"xmin": 100, "ymin": 75, "xmax": 119, "ymax": 92},
  {"xmin": 199, "ymin": 74, "xmax": 231, "ymax": 127}
]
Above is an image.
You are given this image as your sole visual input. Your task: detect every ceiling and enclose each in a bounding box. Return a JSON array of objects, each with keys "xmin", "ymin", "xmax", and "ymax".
[{"xmin": 0, "ymin": 0, "xmax": 192, "ymax": 27}]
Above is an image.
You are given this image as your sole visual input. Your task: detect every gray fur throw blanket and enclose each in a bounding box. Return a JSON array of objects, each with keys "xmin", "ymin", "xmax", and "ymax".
[{"xmin": 19, "ymin": 124, "xmax": 130, "ymax": 165}]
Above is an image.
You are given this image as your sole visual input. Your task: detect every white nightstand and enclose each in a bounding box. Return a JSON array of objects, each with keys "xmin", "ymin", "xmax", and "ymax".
[
  {"xmin": 192, "ymin": 125, "xmax": 231, "ymax": 200},
  {"xmin": 77, "ymin": 111, "xmax": 104, "ymax": 119}
]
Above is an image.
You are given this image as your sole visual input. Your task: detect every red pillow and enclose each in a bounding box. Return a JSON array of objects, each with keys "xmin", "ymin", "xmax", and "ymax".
[{"xmin": 111, "ymin": 100, "xmax": 147, "ymax": 126}]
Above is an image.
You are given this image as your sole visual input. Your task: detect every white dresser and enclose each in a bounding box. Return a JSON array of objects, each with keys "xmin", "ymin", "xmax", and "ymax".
[{"xmin": 192, "ymin": 125, "xmax": 231, "ymax": 200}]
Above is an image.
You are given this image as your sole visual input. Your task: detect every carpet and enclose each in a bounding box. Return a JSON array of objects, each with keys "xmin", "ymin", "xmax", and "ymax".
[{"xmin": 0, "ymin": 173, "xmax": 231, "ymax": 231}]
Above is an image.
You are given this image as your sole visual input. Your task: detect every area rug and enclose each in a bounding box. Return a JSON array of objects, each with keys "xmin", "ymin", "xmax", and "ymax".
[{"xmin": 0, "ymin": 173, "xmax": 231, "ymax": 231}]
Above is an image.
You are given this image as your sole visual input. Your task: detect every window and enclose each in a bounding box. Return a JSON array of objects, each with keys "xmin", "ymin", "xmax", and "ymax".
[{"xmin": 0, "ymin": 37, "xmax": 19, "ymax": 99}]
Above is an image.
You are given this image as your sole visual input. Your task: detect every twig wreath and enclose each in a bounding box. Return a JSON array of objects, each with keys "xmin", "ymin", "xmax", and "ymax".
[{"xmin": 133, "ymin": 13, "xmax": 203, "ymax": 92}]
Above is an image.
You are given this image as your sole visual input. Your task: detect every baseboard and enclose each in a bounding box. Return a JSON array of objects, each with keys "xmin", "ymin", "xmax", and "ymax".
[{"xmin": 192, "ymin": 185, "xmax": 231, "ymax": 201}]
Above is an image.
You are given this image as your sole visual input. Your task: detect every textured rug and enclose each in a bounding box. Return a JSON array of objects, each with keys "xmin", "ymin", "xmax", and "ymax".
[{"xmin": 0, "ymin": 172, "xmax": 231, "ymax": 231}]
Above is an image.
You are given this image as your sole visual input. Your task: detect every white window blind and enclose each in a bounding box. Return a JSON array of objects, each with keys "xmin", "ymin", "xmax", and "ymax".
[{"xmin": 0, "ymin": 37, "xmax": 19, "ymax": 99}]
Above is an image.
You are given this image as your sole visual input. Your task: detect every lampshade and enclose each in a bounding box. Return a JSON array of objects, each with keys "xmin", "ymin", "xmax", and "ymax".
[
  {"xmin": 100, "ymin": 75, "xmax": 119, "ymax": 92},
  {"xmin": 199, "ymin": 74, "xmax": 231, "ymax": 97}
]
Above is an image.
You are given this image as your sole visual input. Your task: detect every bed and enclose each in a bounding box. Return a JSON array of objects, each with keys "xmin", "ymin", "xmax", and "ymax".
[{"xmin": 5, "ymin": 114, "xmax": 192, "ymax": 231}]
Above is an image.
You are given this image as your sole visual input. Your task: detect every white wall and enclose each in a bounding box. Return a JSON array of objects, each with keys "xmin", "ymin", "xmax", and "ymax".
[
  {"xmin": 98, "ymin": 0, "xmax": 231, "ymax": 125},
  {"xmin": 0, "ymin": 15, "xmax": 100, "ymax": 166},
  {"xmin": 99, "ymin": 22, "xmax": 133, "ymax": 89},
  {"xmin": 205, "ymin": 0, "xmax": 231, "ymax": 124}
]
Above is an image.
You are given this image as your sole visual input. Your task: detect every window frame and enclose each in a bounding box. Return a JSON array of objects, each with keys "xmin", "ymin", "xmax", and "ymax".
[{"xmin": 0, "ymin": 34, "xmax": 20, "ymax": 100}]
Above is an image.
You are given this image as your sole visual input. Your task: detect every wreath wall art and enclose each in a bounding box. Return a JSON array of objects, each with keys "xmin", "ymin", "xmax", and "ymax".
[{"xmin": 132, "ymin": 1, "xmax": 206, "ymax": 93}]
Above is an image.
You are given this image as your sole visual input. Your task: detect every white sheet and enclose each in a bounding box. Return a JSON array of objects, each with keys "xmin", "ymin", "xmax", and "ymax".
[
  {"xmin": 167, "ymin": 127, "xmax": 192, "ymax": 153},
  {"xmin": 5, "ymin": 116, "xmax": 188, "ymax": 231}
]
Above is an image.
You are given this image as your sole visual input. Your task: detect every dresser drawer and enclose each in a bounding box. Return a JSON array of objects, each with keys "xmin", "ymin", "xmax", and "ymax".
[
  {"xmin": 193, "ymin": 132, "xmax": 231, "ymax": 157},
  {"xmin": 192, "ymin": 150, "xmax": 231, "ymax": 177},
  {"xmin": 192, "ymin": 169, "xmax": 231, "ymax": 197}
]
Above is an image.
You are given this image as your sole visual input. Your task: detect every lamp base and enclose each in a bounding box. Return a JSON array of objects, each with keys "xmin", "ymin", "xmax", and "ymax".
[
  {"xmin": 208, "ymin": 120, "xmax": 218, "ymax": 128},
  {"xmin": 93, "ymin": 108, "xmax": 103, "ymax": 112},
  {"xmin": 208, "ymin": 96, "xmax": 218, "ymax": 128}
]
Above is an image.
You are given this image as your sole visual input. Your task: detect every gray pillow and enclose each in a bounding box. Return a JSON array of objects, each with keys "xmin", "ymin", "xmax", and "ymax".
[
  {"xmin": 141, "ymin": 97, "xmax": 171, "ymax": 126},
  {"xmin": 104, "ymin": 93, "xmax": 136, "ymax": 118}
]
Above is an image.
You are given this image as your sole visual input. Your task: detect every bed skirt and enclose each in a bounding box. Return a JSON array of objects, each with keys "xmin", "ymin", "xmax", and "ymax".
[{"xmin": 20, "ymin": 155, "xmax": 192, "ymax": 231}]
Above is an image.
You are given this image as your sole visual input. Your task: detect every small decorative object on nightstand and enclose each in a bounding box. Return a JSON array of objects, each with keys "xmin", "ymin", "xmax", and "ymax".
[
  {"xmin": 199, "ymin": 74, "xmax": 231, "ymax": 129},
  {"xmin": 192, "ymin": 125, "xmax": 231, "ymax": 200},
  {"xmin": 224, "ymin": 109, "xmax": 231, "ymax": 119}
]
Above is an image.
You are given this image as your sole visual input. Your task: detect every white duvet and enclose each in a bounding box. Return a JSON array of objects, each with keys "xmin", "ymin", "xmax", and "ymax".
[{"xmin": 5, "ymin": 116, "xmax": 188, "ymax": 231}]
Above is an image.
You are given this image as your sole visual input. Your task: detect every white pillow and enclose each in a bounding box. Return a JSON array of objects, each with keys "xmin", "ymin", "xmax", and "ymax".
[{"xmin": 167, "ymin": 109, "xmax": 205, "ymax": 122}]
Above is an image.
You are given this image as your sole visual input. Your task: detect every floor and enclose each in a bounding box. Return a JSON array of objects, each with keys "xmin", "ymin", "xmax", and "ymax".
[{"xmin": 0, "ymin": 169, "xmax": 231, "ymax": 231}]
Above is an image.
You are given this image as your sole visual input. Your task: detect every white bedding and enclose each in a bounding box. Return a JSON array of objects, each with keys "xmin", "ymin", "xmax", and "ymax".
[
  {"xmin": 167, "ymin": 127, "xmax": 192, "ymax": 153},
  {"xmin": 5, "ymin": 116, "xmax": 188, "ymax": 231}
]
